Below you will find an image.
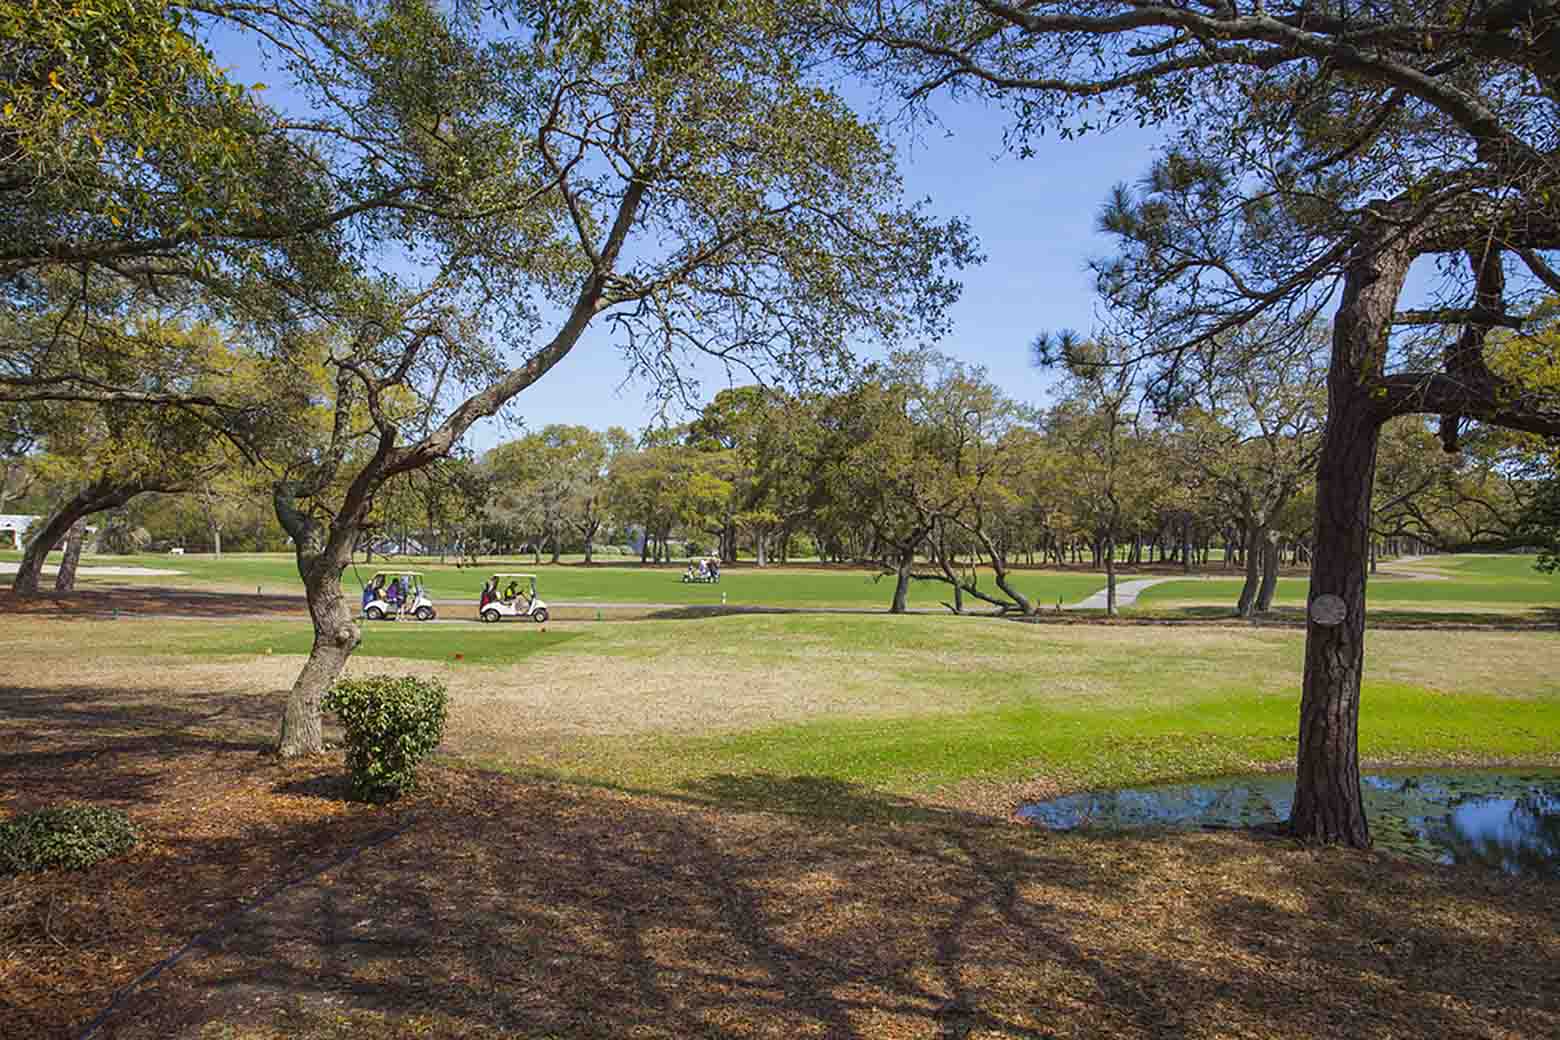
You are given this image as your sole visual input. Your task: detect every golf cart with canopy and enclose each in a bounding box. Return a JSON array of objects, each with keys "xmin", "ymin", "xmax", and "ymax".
[
  {"xmin": 681, "ymin": 556, "xmax": 721, "ymax": 583},
  {"xmin": 479, "ymin": 572, "xmax": 550, "ymax": 624},
  {"xmin": 361, "ymin": 570, "xmax": 436, "ymax": 621}
]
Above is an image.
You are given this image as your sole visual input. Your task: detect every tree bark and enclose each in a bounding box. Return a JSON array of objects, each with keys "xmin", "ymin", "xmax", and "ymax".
[
  {"xmin": 1236, "ymin": 522, "xmax": 1263, "ymax": 617},
  {"xmin": 889, "ymin": 551, "xmax": 912, "ymax": 613},
  {"xmin": 54, "ymin": 522, "xmax": 84, "ymax": 592},
  {"xmin": 1104, "ymin": 536, "xmax": 1117, "ymax": 616},
  {"xmin": 274, "ymin": 463, "xmax": 375, "ymax": 757},
  {"xmin": 1255, "ymin": 531, "xmax": 1280, "ymax": 612},
  {"xmin": 11, "ymin": 480, "xmax": 149, "ymax": 595},
  {"xmin": 279, "ymin": 563, "xmax": 359, "ymax": 756},
  {"xmin": 1289, "ymin": 225, "xmax": 1412, "ymax": 848}
]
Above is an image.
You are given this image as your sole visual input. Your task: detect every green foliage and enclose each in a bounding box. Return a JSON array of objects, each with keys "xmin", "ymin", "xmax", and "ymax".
[
  {"xmin": 324, "ymin": 675, "xmax": 449, "ymax": 802},
  {"xmin": 0, "ymin": 804, "xmax": 138, "ymax": 874},
  {"xmin": 1522, "ymin": 479, "xmax": 1560, "ymax": 574},
  {"xmin": 0, "ymin": 0, "xmax": 267, "ymax": 261}
]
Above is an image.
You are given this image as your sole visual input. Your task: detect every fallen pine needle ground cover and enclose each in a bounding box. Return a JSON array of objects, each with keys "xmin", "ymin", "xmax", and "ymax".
[{"xmin": 3, "ymin": 695, "xmax": 1558, "ymax": 1038}]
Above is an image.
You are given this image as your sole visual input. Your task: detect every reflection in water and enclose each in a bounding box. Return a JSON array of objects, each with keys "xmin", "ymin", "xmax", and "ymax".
[{"xmin": 1018, "ymin": 770, "xmax": 1560, "ymax": 878}]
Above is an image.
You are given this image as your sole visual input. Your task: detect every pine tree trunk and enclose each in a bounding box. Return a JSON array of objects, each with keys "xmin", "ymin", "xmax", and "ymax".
[
  {"xmin": 1290, "ymin": 388, "xmax": 1379, "ymax": 846},
  {"xmin": 1289, "ymin": 223, "xmax": 1411, "ymax": 849},
  {"xmin": 54, "ymin": 523, "xmax": 84, "ymax": 592}
]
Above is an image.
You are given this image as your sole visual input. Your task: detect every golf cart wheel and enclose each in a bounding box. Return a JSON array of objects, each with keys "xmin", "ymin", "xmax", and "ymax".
[
  {"xmin": 415, "ymin": 606, "xmax": 435, "ymax": 621},
  {"xmin": 481, "ymin": 608, "xmax": 500, "ymax": 623},
  {"xmin": 365, "ymin": 605, "xmax": 384, "ymax": 621},
  {"xmin": 533, "ymin": 607, "xmax": 549, "ymax": 624}
]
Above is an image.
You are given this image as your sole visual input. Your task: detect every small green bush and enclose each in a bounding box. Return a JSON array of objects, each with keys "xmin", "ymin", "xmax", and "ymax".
[
  {"xmin": 324, "ymin": 674, "xmax": 449, "ymax": 802},
  {"xmin": 0, "ymin": 804, "xmax": 139, "ymax": 874}
]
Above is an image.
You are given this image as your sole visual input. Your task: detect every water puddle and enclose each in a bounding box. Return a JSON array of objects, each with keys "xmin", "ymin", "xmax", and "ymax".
[{"xmin": 1018, "ymin": 770, "xmax": 1560, "ymax": 878}]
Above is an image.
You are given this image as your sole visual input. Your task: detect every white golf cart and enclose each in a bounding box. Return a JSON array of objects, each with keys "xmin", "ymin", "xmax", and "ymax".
[
  {"xmin": 681, "ymin": 556, "xmax": 721, "ymax": 583},
  {"xmin": 361, "ymin": 570, "xmax": 437, "ymax": 621},
  {"xmin": 479, "ymin": 572, "xmax": 550, "ymax": 624}
]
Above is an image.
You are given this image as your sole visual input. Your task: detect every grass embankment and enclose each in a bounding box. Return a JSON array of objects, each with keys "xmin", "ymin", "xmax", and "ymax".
[{"xmin": 10, "ymin": 613, "xmax": 1557, "ymax": 809}]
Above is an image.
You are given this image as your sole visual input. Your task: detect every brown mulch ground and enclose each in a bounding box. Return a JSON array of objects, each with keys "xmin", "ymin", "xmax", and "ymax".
[
  {"xmin": 0, "ymin": 587, "xmax": 309, "ymax": 619},
  {"xmin": 3, "ymin": 689, "xmax": 1558, "ymax": 1039}
]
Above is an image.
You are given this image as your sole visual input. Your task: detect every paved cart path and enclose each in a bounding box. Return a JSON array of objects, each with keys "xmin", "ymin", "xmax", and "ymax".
[{"xmin": 1066, "ymin": 577, "xmax": 1182, "ymax": 610}]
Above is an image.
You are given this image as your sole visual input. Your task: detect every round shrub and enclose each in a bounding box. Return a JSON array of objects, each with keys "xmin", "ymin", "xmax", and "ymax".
[
  {"xmin": 324, "ymin": 674, "xmax": 449, "ymax": 802},
  {"xmin": 0, "ymin": 804, "xmax": 139, "ymax": 874}
]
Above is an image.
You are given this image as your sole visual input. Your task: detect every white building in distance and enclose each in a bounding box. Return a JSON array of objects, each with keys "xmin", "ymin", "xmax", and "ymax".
[{"xmin": 0, "ymin": 514, "xmax": 39, "ymax": 550}]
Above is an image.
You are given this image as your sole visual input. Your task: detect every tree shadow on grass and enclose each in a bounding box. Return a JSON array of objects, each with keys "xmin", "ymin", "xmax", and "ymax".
[
  {"xmin": 677, "ymin": 772, "xmax": 994, "ymax": 827},
  {"xmin": 74, "ymin": 767, "xmax": 1560, "ymax": 1040},
  {"xmin": 0, "ymin": 684, "xmax": 278, "ymax": 812}
]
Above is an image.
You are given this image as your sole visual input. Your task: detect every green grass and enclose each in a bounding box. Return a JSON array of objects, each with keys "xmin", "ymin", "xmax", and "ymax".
[
  {"xmin": 0, "ymin": 549, "xmax": 1106, "ymax": 609},
  {"xmin": 9, "ymin": 605, "xmax": 1560, "ymax": 806},
  {"xmin": 637, "ymin": 680, "xmax": 1560, "ymax": 796},
  {"xmin": 9, "ymin": 548, "xmax": 1554, "ymax": 612},
  {"xmin": 1134, "ymin": 557, "xmax": 1560, "ymax": 610},
  {"xmin": 154, "ymin": 619, "xmax": 581, "ymax": 665},
  {"xmin": 1424, "ymin": 553, "xmax": 1560, "ymax": 580},
  {"xmin": 451, "ymin": 613, "xmax": 1560, "ymax": 799}
]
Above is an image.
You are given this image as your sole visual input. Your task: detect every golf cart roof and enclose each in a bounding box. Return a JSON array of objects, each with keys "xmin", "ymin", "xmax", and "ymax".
[
  {"xmin": 371, "ymin": 570, "xmax": 424, "ymax": 577},
  {"xmin": 491, "ymin": 572, "xmax": 537, "ymax": 579}
]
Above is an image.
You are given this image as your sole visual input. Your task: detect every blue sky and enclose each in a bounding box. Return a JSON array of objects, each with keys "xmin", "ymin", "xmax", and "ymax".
[
  {"xmin": 206, "ymin": 22, "xmax": 1169, "ymax": 450},
  {"xmin": 505, "ymin": 103, "xmax": 1169, "ymax": 445},
  {"xmin": 218, "ymin": 23, "xmax": 1455, "ymax": 453}
]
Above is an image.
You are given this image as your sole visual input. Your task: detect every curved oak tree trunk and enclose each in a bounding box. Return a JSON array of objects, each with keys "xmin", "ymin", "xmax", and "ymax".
[
  {"xmin": 11, "ymin": 480, "xmax": 148, "ymax": 595},
  {"xmin": 278, "ymin": 560, "xmax": 360, "ymax": 757},
  {"xmin": 889, "ymin": 551, "xmax": 912, "ymax": 613},
  {"xmin": 1255, "ymin": 532, "xmax": 1280, "ymax": 613},
  {"xmin": 274, "ymin": 471, "xmax": 373, "ymax": 758},
  {"xmin": 1235, "ymin": 521, "xmax": 1263, "ymax": 617},
  {"xmin": 54, "ymin": 523, "xmax": 85, "ymax": 592}
]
